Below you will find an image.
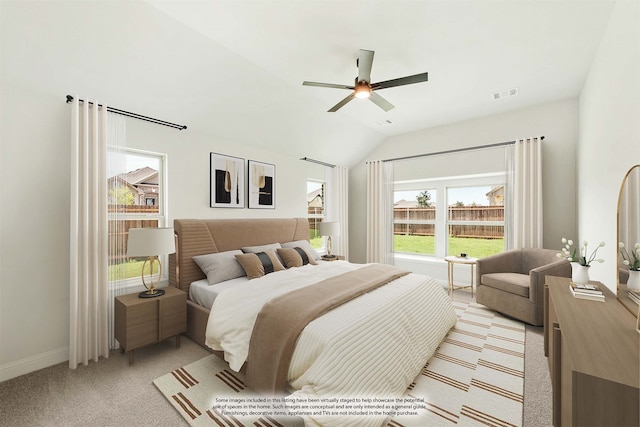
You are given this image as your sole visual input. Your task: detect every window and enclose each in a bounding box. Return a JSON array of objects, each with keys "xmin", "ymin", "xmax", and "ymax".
[
  {"xmin": 446, "ymin": 185, "xmax": 504, "ymax": 258},
  {"xmin": 394, "ymin": 189, "xmax": 437, "ymax": 255},
  {"xmin": 307, "ymin": 180, "xmax": 325, "ymax": 249},
  {"xmin": 107, "ymin": 149, "xmax": 168, "ymax": 285},
  {"xmin": 394, "ymin": 173, "xmax": 505, "ymax": 259}
]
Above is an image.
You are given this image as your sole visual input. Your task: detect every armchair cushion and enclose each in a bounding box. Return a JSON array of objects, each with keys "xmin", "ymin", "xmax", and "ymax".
[{"xmin": 481, "ymin": 272, "xmax": 530, "ymax": 298}]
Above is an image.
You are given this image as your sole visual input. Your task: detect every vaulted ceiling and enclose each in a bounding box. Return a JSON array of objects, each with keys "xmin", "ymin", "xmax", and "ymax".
[
  {"xmin": 145, "ymin": 0, "xmax": 614, "ymax": 165},
  {"xmin": 3, "ymin": 1, "xmax": 615, "ymax": 167}
]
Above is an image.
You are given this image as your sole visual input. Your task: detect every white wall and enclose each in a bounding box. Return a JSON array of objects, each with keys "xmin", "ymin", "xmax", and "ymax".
[
  {"xmin": 0, "ymin": 3, "xmax": 313, "ymax": 381},
  {"xmin": 578, "ymin": 0, "xmax": 640, "ymax": 291},
  {"xmin": 349, "ymin": 99, "xmax": 580, "ymax": 267}
]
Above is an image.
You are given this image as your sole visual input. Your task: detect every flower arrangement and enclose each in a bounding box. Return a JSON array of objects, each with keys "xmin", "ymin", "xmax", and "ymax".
[
  {"xmin": 557, "ymin": 238, "xmax": 605, "ymax": 267},
  {"xmin": 619, "ymin": 242, "xmax": 640, "ymax": 271}
]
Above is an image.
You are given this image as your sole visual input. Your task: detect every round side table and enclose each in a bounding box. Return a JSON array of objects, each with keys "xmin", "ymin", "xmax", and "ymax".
[{"xmin": 444, "ymin": 255, "xmax": 478, "ymax": 298}]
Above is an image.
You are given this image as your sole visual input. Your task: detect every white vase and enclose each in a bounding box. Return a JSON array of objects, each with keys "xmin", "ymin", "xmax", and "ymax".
[
  {"xmin": 571, "ymin": 262, "xmax": 590, "ymax": 284},
  {"xmin": 627, "ymin": 270, "xmax": 640, "ymax": 291}
]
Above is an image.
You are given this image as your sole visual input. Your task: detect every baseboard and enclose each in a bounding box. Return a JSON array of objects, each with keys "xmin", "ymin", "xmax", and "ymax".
[{"xmin": 0, "ymin": 346, "xmax": 68, "ymax": 382}]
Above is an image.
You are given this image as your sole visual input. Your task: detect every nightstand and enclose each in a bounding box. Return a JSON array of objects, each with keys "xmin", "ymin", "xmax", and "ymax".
[
  {"xmin": 321, "ymin": 255, "xmax": 345, "ymax": 261},
  {"xmin": 114, "ymin": 286, "xmax": 186, "ymax": 365}
]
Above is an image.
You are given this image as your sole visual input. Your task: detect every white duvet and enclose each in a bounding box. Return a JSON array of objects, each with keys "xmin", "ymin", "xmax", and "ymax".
[{"xmin": 205, "ymin": 261, "xmax": 457, "ymax": 427}]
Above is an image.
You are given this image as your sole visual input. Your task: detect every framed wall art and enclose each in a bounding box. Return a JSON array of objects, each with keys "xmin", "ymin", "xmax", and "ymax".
[
  {"xmin": 210, "ymin": 152, "xmax": 245, "ymax": 208},
  {"xmin": 248, "ymin": 160, "xmax": 275, "ymax": 209}
]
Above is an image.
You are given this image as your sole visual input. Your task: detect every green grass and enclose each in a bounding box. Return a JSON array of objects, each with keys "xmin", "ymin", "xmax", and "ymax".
[
  {"xmin": 310, "ymin": 236, "xmax": 323, "ymax": 249},
  {"xmin": 394, "ymin": 235, "xmax": 504, "ymax": 258},
  {"xmin": 108, "ymin": 259, "xmax": 159, "ymax": 281}
]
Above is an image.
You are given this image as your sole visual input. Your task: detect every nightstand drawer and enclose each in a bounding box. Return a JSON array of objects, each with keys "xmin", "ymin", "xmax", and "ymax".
[
  {"xmin": 159, "ymin": 292, "xmax": 187, "ymax": 315},
  {"xmin": 126, "ymin": 321, "xmax": 158, "ymax": 349},
  {"xmin": 160, "ymin": 311, "xmax": 186, "ymax": 339},
  {"xmin": 127, "ymin": 302, "xmax": 158, "ymax": 326}
]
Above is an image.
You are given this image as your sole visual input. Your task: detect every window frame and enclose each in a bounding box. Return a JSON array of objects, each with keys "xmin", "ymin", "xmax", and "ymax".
[
  {"xmin": 108, "ymin": 148, "xmax": 169, "ymax": 290},
  {"xmin": 394, "ymin": 172, "xmax": 506, "ymax": 259},
  {"xmin": 307, "ymin": 179, "xmax": 326, "ymax": 251}
]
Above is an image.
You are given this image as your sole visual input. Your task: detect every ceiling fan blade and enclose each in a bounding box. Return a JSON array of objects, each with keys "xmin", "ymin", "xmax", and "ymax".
[
  {"xmin": 357, "ymin": 49, "xmax": 375, "ymax": 83},
  {"xmin": 371, "ymin": 72, "xmax": 428, "ymax": 90},
  {"xmin": 369, "ymin": 92, "xmax": 395, "ymax": 112},
  {"xmin": 328, "ymin": 93, "xmax": 356, "ymax": 112},
  {"xmin": 303, "ymin": 81, "xmax": 354, "ymax": 90}
]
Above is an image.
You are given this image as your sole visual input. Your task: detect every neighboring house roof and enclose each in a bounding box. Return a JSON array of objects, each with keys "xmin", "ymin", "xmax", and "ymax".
[
  {"xmin": 121, "ymin": 167, "xmax": 158, "ymax": 186},
  {"xmin": 307, "ymin": 188, "xmax": 322, "ymax": 203},
  {"xmin": 486, "ymin": 185, "xmax": 504, "ymax": 197}
]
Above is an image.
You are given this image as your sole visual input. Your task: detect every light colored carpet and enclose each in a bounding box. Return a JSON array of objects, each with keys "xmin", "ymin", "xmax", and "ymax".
[
  {"xmin": 0, "ymin": 289, "xmax": 551, "ymax": 427},
  {"xmin": 154, "ymin": 299, "xmax": 525, "ymax": 427}
]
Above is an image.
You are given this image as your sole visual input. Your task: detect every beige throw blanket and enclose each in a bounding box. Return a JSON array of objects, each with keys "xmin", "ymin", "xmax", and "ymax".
[{"xmin": 245, "ymin": 264, "xmax": 410, "ymax": 395}]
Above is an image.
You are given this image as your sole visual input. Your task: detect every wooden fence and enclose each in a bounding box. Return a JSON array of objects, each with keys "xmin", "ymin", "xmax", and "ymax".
[
  {"xmin": 308, "ymin": 207, "xmax": 324, "ymax": 238},
  {"xmin": 108, "ymin": 205, "xmax": 160, "ymax": 263},
  {"xmin": 394, "ymin": 206, "xmax": 504, "ymax": 239}
]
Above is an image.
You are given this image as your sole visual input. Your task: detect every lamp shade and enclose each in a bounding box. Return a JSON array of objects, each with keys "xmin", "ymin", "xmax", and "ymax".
[
  {"xmin": 127, "ymin": 228, "xmax": 175, "ymax": 257},
  {"xmin": 319, "ymin": 222, "xmax": 341, "ymax": 237}
]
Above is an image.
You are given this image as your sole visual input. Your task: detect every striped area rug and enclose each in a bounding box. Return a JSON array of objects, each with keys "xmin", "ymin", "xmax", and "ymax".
[{"xmin": 153, "ymin": 300, "xmax": 524, "ymax": 427}]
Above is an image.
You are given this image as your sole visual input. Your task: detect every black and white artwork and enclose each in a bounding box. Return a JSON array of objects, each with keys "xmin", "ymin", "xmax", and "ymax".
[
  {"xmin": 210, "ymin": 153, "xmax": 245, "ymax": 208},
  {"xmin": 248, "ymin": 160, "xmax": 275, "ymax": 209}
]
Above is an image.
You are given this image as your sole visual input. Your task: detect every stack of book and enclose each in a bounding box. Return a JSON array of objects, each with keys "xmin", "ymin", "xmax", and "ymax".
[
  {"xmin": 628, "ymin": 289, "xmax": 640, "ymax": 305},
  {"xmin": 569, "ymin": 282, "xmax": 605, "ymax": 302}
]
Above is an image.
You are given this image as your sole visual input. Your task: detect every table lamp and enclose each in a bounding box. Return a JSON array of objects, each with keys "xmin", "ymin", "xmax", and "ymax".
[
  {"xmin": 319, "ymin": 222, "xmax": 340, "ymax": 258},
  {"xmin": 127, "ymin": 227, "xmax": 176, "ymax": 298}
]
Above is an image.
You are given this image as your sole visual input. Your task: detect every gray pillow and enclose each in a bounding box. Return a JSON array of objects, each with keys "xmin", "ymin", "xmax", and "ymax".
[
  {"xmin": 193, "ymin": 250, "xmax": 246, "ymax": 285},
  {"xmin": 281, "ymin": 240, "xmax": 320, "ymax": 261},
  {"xmin": 241, "ymin": 243, "xmax": 282, "ymax": 253}
]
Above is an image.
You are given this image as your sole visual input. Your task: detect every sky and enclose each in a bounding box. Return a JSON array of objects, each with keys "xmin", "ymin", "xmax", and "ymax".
[
  {"xmin": 108, "ymin": 151, "xmax": 160, "ymax": 177},
  {"xmin": 307, "ymin": 180, "xmax": 493, "ymax": 206},
  {"xmin": 394, "ymin": 186, "xmax": 493, "ymax": 206}
]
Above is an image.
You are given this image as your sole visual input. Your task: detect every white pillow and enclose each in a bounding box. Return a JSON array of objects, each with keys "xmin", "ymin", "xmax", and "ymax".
[
  {"xmin": 241, "ymin": 243, "xmax": 282, "ymax": 253},
  {"xmin": 193, "ymin": 250, "xmax": 246, "ymax": 285},
  {"xmin": 281, "ymin": 240, "xmax": 320, "ymax": 261}
]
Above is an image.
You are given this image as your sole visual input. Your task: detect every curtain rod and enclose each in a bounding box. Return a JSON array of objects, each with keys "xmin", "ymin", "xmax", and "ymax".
[
  {"xmin": 300, "ymin": 157, "xmax": 335, "ymax": 168},
  {"xmin": 65, "ymin": 95, "xmax": 187, "ymax": 130},
  {"xmin": 381, "ymin": 136, "xmax": 545, "ymax": 163}
]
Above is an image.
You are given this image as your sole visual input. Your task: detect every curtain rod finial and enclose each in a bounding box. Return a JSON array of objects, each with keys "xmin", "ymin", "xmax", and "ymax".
[{"xmin": 66, "ymin": 95, "xmax": 74, "ymax": 103}]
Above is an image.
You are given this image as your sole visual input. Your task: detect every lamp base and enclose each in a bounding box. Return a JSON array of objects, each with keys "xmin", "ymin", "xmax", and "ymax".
[{"xmin": 138, "ymin": 288, "xmax": 165, "ymax": 298}]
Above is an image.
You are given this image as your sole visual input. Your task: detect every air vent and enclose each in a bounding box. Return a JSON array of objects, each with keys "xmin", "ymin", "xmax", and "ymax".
[
  {"xmin": 492, "ymin": 88, "xmax": 519, "ymax": 100},
  {"xmin": 376, "ymin": 119, "xmax": 393, "ymax": 127}
]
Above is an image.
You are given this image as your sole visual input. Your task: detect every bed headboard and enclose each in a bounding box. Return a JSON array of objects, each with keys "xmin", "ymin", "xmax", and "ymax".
[{"xmin": 169, "ymin": 218, "xmax": 310, "ymax": 293}]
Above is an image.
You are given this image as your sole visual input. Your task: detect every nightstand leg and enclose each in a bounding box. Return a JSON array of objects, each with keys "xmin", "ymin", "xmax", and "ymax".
[
  {"xmin": 128, "ymin": 350, "xmax": 134, "ymax": 365},
  {"xmin": 175, "ymin": 334, "xmax": 181, "ymax": 348}
]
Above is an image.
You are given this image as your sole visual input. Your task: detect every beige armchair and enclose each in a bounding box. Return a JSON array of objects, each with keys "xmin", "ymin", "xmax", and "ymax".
[{"xmin": 476, "ymin": 248, "xmax": 571, "ymax": 326}]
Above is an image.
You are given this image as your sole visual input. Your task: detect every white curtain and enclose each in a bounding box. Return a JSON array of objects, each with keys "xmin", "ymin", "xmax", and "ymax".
[
  {"xmin": 69, "ymin": 97, "xmax": 110, "ymax": 368},
  {"xmin": 505, "ymin": 137, "xmax": 543, "ymax": 249},
  {"xmin": 325, "ymin": 165, "xmax": 349, "ymax": 259},
  {"xmin": 106, "ymin": 114, "xmax": 127, "ymax": 350},
  {"xmin": 366, "ymin": 161, "xmax": 394, "ymax": 264}
]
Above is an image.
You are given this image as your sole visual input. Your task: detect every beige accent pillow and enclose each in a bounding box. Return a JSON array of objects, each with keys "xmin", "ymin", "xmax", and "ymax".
[
  {"xmin": 277, "ymin": 247, "xmax": 318, "ymax": 268},
  {"xmin": 281, "ymin": 240, "xmax": 320, "ymax": 260},
  {"xmin": 235, "ymin": 249, "xmax": 285, "ymax": 280}
]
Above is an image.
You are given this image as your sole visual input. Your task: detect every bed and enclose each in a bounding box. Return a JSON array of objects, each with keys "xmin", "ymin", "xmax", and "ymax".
[{"xmin": 169, "ymin": 218, "xmax": 456, "ymax": 426}]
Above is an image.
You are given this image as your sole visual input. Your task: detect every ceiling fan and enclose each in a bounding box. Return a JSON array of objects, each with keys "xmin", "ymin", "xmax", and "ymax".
[{"xmin": 303, "ymin": 49, "xmax": 428, "ymax": 112}]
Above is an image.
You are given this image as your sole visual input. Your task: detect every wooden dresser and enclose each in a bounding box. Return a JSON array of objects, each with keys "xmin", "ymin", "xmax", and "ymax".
[{"xmin": 544, "ymin": 276, "xmax": 639, "ymax": 426}]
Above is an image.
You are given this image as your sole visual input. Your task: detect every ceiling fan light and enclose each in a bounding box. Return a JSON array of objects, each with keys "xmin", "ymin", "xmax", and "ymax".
[{"xmin": 354, "ymin": 84, "xmax": 371, "ymax": 99}]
